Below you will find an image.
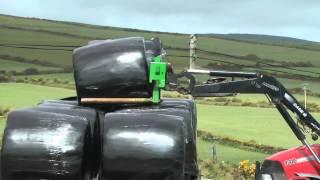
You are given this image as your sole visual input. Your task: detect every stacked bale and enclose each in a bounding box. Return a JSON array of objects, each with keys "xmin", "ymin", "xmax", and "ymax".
[
  {"xmin": 1, "ymin": 103, "xmax": 97, "ymax": 180},
  {"xmin": 1, "ymin": 37, "xmax": 199, "ymax": 180}
]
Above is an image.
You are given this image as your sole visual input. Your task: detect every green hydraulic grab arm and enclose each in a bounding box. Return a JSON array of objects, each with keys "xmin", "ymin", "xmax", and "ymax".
[{"xmin": 149, "ymin": 56, "xmax": 167, "ymax": 103}]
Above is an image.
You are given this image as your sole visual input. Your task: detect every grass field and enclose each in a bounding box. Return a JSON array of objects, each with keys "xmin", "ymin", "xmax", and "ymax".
[
  {"xmin": 198, "ymin": 36, "xmax": 320, "ymax": 66},
  {"xmin": 1, "ymin": 82, "xmax": 319, "ymax": 164},
  {"xmin": 2, "ymin": 14, "xmax": 320, "ymax": 165},
  {"xmin": 197, "ymin": 104, "xmax": 320, "ymax": 148},
  {"xmin": 0, "ymin": 59, "xmax": 62, "ymax": 72},
  {"xmin": 197, "ymin": 139, "xmax": 269, "ymax": 163},
  {"xmin": 2, "ymin": 14, "xmax": 320, "ymax": 68},
  {"xmin": 0, "ymin": 83, "xmax": 75, "ymax": 108},
  {"xmin": 0, "ymin": 117, "xmax": 5, "ymax": 135},
  {"xmin": 17, "ymin": 73, "xmax": 75, "ymax": 83},
  {"xmin": 210, "ymin": 93, "xmax": 320, "ymax": 104},
  {"xmin": 16, "ymin": 71, "xmax": 320, "ymax": 95}
]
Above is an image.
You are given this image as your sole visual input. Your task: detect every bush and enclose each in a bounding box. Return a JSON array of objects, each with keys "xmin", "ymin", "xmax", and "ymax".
[
  {"xmin": 53, "ymin": 78, "xmax": 60, "ymax": 83},
  {"xmin": 231, "ymin": 98, "xmax": 242, "ymax": 103},
  {"xmin": 8, "ymin": 70, "xmax": 17, "ymax": 75},
  {"xmin": 23, "ymin": 68, "xmax": 39, "ymax": 75},
  {"xmin": 256, "ymin": 101, "xmax": 272, "ymax": 108},
  {"xmin": 0, "ymin": 106, "xmax": 11, "ymax": 116},
  {"xmin": 199, "ymin": 160, "xmax": 240, "ymax": 179},
  {"xmin": 243, "ymin": 54, "xmax": 259, "ymax": 61},
  {"xmin": 213, "ymin": 97, "xmax": 228, "ymax": 102},
  {"xmin": 63, "ymin": 66, "xmax": 73, "ymax": 73},
  {"xmin": 0, "ymin": 74, "xmax": 9, "ymax": 82},
  {"xmin": 31, "ymin": 78, "xmax": 39, "ymax": 83},
  {"xmin": 241, "ymin": 101, "xmax": 255, "ymax": 107},
  {"xmin": 239, "ymin": 160, "xmax": 256, "ymax": 179},
  {"xmin": 197, "ymin": 130, "xmax": 285, "ymax": 154},
  {"xmin": 16, "ymin": 79, "xmax": 24, "ymax": 83}
]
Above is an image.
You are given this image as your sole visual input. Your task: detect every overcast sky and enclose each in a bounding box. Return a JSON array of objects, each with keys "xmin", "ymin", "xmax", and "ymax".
[{"xmin": 1, "ymin": 0, "xmax": 320, "ymax": 42}]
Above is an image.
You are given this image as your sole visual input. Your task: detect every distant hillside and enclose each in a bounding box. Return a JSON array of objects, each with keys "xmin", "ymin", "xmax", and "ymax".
[
  {"xmin": 201, "ymin": 33, "xmax": 320, "ymax": 50},
  {"xmin": 1, "ymin": 13, "xmax": 320, "ymax": 93}
]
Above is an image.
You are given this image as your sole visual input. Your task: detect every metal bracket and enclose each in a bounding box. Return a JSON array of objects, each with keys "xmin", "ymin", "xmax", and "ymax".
[{"xmin": 149, "ymin": 56, "xmax": 167, "ymax": 103}]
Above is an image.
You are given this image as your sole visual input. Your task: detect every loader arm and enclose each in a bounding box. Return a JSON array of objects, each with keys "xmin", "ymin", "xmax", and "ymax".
[{"xmin": 171, "ymin": 69, "xmax": 320, "ymax": 163}]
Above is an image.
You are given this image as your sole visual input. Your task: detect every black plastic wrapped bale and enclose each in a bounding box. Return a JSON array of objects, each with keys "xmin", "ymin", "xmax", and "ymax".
[
  {"xmin": 160, "ymin": 98, "xmax": 198, "ymax": 138},
  {"xmin": 156, "ymin": 99, "xmax": 198, "ymax": 178},
  {"xmin": 33, "ymin": 102, "xmax": 102, "ymax": 178},
  {"xmin": 73, "ymin": 37, "xmax": 152, "ymax": 100},
  {"xmin": 40, "ymin": 99, "xmax": 79, "ymax": 106},
  {"xmin": 101, "ymin": 112, "xmax": 186, "ymax": 180},
  {"xmin": 1, "ymin": 109, "xmax": 91, "ymax": 180},
  {"xmin": 117, "ymin": 98, "xmax": 198, "ymax": 178},
  {"xmin": 144, "ymin": 38, "xmax": 162, "ymax": 68}
]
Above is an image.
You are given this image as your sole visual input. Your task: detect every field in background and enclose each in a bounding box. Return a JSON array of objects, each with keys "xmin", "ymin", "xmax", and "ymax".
[
  {"xmin": 0, "ymin": 59, "xmax": 62, "ymax": 72},
  {"xmin": 17, "ymin": 73, "xmax": 75, "ymax": 83},
  {"xmin": 1, "ymin": 83, "xmax": 319, "ymax": 164},
  {"xmin": 197, "ymin": 139, "xmax": 268, "ymax": 163},
  {"xmin": 198, "ymin": 104, "xmax": 320, "ymax": 148},
  {"xmin": 0, "ymin": 83, "xmax": 272, "ymax": 163},
  {"xmin": 1, "ymin": 15, "xmax": 320, "ymax": 80},
  {"xmin": 0, "ymin": 83, "xmax": 75, "ymax": 108},
  {"xmin": 15, "ymin": 73, "xmax": 320, "ymax": 96},
  {"xmin": 1, "ymin": 14, "xmax": 320, "ymax": 165}
]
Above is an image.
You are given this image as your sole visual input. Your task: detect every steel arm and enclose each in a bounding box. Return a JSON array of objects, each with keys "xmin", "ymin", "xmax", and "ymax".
[
  {"xmin": 191, "ymin": 74, "xmax": 320, "ymax": 136},
  {"xmin": 175, "ymin": 70, "xmax": 320, "ymax": 162}
]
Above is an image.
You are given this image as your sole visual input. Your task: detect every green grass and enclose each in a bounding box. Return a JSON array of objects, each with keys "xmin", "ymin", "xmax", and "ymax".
[
  {"xmin": 0, "ymin": 83, "xmax": 75, "ymax": 108},
  {"xmin": 16, "ymin": 72, "xmax": 320, "ymax": 98},
  {"xmin": 197, "ymin": 138, "xmax": 269, "ymax": 163},
  {"xmin": 2, "ymin": 14, "xmax": 320, "ymax": 164},
  {"xmin": 197, "ymin": 104, "xmax": 320, "ymax": 148},
  {"xmin": 1, "ymin": 14, "xmax": 320, "ymax": 69},
  {"xmin": 0, "ymin": 116, "xmax": 6, "ymax": 136},
  {"xmin": 0, "ymin": 117, "xmax": 6, "ymax": 134},
  {"xmin": 0, "ymin": 59, "xmax": 62, "ymax": 72},
  {"xmin": 0, "ymin": 82, "xmax": 319, "ymax": 164},
  {"xmin": 278, "ymin": 78, "xmax": 320, "ymax": 94},
  {"xmin": 198, "ymin": 36, "xmax": 320, "ymax": 66},
  {"xmin": 17, "ymin": 73, "xmax": 75, "ymax": 83},
  {"xmin": 0, "ymin": 28, "xmax": 86, "ymax": 67},
  {"xmin": 211, "ymin": 93, "xmax": 320, "ymax": 104},
  {"xmin": 2, "ymin": 14, "xmax": 320, "ymax": 95}
]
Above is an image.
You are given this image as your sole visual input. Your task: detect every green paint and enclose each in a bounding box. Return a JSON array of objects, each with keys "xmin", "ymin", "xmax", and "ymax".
[{"xmin": 149, "ymin": 56, "xmax": 167, "ymax": 103}]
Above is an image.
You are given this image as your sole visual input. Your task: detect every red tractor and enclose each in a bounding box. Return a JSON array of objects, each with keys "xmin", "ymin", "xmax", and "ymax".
[
  {"xmin": 1, "ymin": 37, "xmax": 319, "ymax": 180},
  {"xmin": 172, "ymin": 68, "xmax": 320, "ymax": 180}
]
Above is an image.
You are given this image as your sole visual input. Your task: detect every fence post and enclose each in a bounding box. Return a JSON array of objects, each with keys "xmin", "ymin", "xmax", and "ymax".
[{"xmin": 190, "ymin": 34, "xmax": 197, "ymax": 69}]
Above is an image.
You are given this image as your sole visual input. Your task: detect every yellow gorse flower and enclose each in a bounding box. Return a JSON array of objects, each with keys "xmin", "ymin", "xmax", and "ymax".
[{"xmin": 239, "ymin": 160, "xmax": 256, "ymax": 179}]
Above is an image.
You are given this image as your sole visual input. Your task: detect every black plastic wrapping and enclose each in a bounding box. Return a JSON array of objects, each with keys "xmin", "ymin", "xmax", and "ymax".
[
  {"xmin": 1, "ymin": 97, "xmax": 198, "ymax": 180},
  {"xmin": 101, "ymin": 112, "xmax": 186, "ymax": 180},
  {"xmin": 1, "ymin": 106, "xmax": 95, "ymax": 180},
  {"xmin": 73, "ymin": 37, "xmax": 152, "ymax": 100},
  {"xmin": 117, "ymin": 99, "xmax": 199, "ymax": 177},
  {"xmin": 144, "ymin": 38, "xmax": 162, "ymax": 68},
  {"xmin": 35, "ymin": 101, "xmax": 101, "ymax": 177}
]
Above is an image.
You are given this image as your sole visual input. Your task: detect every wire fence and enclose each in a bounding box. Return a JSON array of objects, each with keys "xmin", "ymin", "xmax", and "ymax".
[{"xmin": 1, "ymin": 42, "xmax": 319, "ymax": 79}]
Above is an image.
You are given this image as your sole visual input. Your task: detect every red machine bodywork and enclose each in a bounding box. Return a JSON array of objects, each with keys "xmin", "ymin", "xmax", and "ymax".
[{"xmin": 266, "ymin": 144, "xmax": 320, "ymax": 179}]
